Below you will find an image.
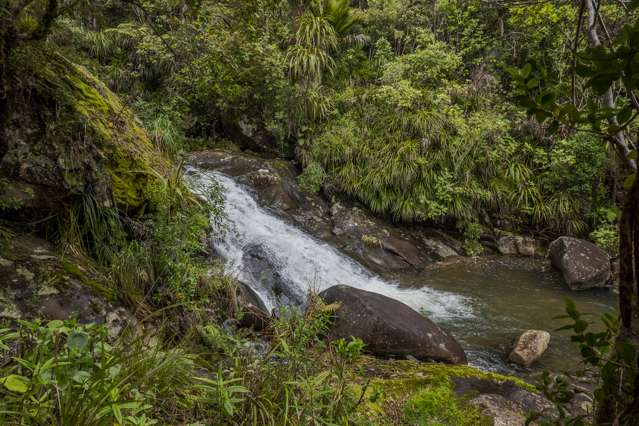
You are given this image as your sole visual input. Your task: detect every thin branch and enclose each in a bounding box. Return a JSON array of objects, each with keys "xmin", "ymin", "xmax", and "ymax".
[
  {"xmin": 630, "ymin": 91, "xmax": 639, "ymax": 112},
  {"xmin": 572, "ymin": 0, "xmax": 586, "ymax": 104}
]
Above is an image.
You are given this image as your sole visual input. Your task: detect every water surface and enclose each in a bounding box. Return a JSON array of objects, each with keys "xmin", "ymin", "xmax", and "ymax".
[{"xmin": 393, "ymin": 257, "xmax": 618, "ymax": 375}]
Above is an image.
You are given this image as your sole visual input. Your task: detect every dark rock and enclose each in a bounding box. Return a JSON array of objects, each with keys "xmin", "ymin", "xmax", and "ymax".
[
  {"xmin": 328, "ymin": 202, "xmax": 459, "ymax": 272},
  {"xmin": 1, "ymin": 49, "xmax": 167, "ymax": 215},
  {"xmin": 237, "ymin": 282, "xmax": 271, "ymax": 331},
  {"xmin": 242, "ymin": 243, "xmax": 303, "ymax": 306},
  {"xmin": 0, "ymin": 234, "xmax": 130, "ymax": 332},
  {"xmin": 422, "ymin": 238, "xmax": 458, "ymax": 260},
  {"xmin": 549, "ymin": 237, "xmax": 611, "ymax": 290},
  {"xmin": 453, "ymin": 376, "xmax": 556, "ymax": 425},
  {"xmin": 319, "ymin": 285, "xmax": 467, "ymax": 364}
]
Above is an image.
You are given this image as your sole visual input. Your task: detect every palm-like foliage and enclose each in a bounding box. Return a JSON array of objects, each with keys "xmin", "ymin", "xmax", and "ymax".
[{"xmin": 324, "ymin": 0, "xmax": 360, "ymax": 36}]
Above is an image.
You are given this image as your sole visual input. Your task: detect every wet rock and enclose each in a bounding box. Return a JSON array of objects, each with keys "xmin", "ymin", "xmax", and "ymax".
[
  {"xmin": 237, "ymin": 283, "xmax": 271, "ymax": 331},
  {"xmin": 242, "ymin": 243, "xmax": 303, "ymax": 306},
  {"xmin": 422, "ymin": 238, "xmax": 458, "ymax": 260},
  {"xmin": 188, "ymin": 150, "xmax": 332, "ymax": 236},
  {"xmin": 319, "ymin": 285, "xmax": 467, "ymax": 364},
  {"xmin": 469, "ymin": 394, "xmax": 529, "ymax": 425},
  {"xmin": 497, "ymin": 235, "xmax": 537, "ymax": 256},
  {"xmin": 328, "ymin": 202, "xmax": 454, "ymax": 271},
  {"xmin": 509, "ymin": 330, "xmax": 551, "ymax": 367},
  {"xmin": 549, "ymin": 237, "xmax": 611, "ymax": 290}
]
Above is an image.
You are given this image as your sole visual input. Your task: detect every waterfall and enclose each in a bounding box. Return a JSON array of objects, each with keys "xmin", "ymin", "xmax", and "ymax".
[{"xmin": 185, "ymin": 167, "xmax": 473, "ymax": 321}]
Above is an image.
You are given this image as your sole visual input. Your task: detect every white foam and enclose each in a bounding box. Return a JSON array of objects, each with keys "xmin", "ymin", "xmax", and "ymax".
[{"xmin": 185, "ymin": 168, "xmax": 473, "ymax": 321}]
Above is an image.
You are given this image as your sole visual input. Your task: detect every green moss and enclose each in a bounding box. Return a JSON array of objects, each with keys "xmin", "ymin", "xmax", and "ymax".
[
  {"xmin": 349, "ymin": 357, "xmax": 535, "ymax": 424},
  {"xmin": 404, "ymin": 385, "xmax": 491, "ymax": 426},
  {"xmin": 361, "ymin": 234, "xmax": 380, "ymax": 247},
  {"xmin": 61, "ymin": 260, "xmax": 113, "ymax": 300},
  {"xmin": 10, "ymin": 46, "xmax": 169, "ymax": 212}
]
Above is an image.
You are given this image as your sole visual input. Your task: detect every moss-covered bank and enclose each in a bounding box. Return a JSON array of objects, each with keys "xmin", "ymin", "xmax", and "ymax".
[{"xmin": 1, "ymin": 45, "xmax": 168, "ymax": 215}]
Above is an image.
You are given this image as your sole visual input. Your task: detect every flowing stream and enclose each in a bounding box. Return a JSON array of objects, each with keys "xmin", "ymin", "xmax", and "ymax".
[
  {"xmin": 187, "ymin": 168, "xmax": 471, "ymax": 320},
  {"xmin": 186, "ymin": 167, "xmax": 618, "ymax": 376}
]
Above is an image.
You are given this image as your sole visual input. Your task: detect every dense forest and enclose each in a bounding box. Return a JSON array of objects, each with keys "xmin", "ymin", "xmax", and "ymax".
[{"xmin": 0, "ymin": 0, "xmax": 638, "ymax": 424}]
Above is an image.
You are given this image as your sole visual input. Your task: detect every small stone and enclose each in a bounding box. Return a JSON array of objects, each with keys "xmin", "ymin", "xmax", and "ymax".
[
  {"xmin": 509, "ymin": 330, "xmax": 551, "ymax": 367},
  {"xmin": 37, "ymin": 286, "xmax": 59, "ymax": 296},
  {"xmin": 30, "ymin": 254, "xmax": 56, "ymax": 261},
  {"xmin": 106, "ymin": 308, "xmax": 137, "ymax": 339},
  {"xmin": 0, "ymin": 258, "xmax": 13, "ymax": 267},
  {"xmin": 16, "ymin": 267, "xmax": 35, "ymax": 281},
  {"xmin": 497, "ymin": 235, "xmax": 536, "ymax": 256}
]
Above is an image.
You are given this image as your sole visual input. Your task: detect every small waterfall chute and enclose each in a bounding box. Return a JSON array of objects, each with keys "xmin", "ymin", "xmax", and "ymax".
[{"xmin": 185, "ymin": 167, "xmax": 473, "ymax": 321}]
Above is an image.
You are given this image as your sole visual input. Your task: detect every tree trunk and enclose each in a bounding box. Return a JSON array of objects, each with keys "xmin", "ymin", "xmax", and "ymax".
[{"xmin": 583, "ymin": 0, "xmax": 636, "ymax": 172}]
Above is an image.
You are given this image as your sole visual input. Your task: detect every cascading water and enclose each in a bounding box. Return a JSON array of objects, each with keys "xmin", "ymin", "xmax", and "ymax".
[{"xmin": 185, "ymin": 167, "xmax": 473, "ymax": 322}]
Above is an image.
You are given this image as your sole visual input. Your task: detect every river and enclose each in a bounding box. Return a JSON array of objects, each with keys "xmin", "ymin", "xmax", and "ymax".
[{"xmin": 186, "ymin": 167, "xmax": 618, "ymax": 378}]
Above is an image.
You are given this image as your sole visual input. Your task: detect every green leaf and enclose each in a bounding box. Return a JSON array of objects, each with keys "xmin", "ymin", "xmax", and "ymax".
[
  {"xmin": 112, "ymin": 403, "xmax": 123, "ymax": 424},
  {"xmin": 588, "ymin": 74, "xmax": 617, "ymax": 95},
  {"xmin": 540, "ymin": 92, "xmax": 555, "ymax": 106},
  {"xmin": 47, "ymin": 320, "xmax": 64, "ymax": 330},
  {"xmin": 618, "ymin": 106, "xmax": 633, "ymax": 123},
  {"xmin": 575, "ymin": 63, "xmax": 595, "ymax": 78},
  {"xmin": 67, "ymin": 331, "xmax": 89, "ymax": 351},
  {"xmin": 624, "ymin": 173, "xmax": 636, "ymax": 190},
  {"xmin": 628, "ymin": 150, "xmax": 638, "ymax": 160},
  {"xmin": 1, "ymin": 375, "xmax": 30, "ymax": 393},
  {"xmin": 526, "ymin": 77, "xmax": 540, "ymax": 89},
  {"xmin": 521, "ymin": 63, "xmax": 532, "ymax": 79},
  {"xmin": 617, "ymin": 341, "xmax": 637, "ymax": 364}
]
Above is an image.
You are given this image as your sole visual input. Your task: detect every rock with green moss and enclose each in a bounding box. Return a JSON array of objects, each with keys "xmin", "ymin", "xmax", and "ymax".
[
  {"xmin": 0, "ymin": 233, "xmax": 134, "ymax": 336},
  {"xmin": 1, "ymin": 46, "xmax": 168, "ymax": 217},
  {"xmin": 351, "ymin": 356, "xmax": 555, "ymax": 425}
]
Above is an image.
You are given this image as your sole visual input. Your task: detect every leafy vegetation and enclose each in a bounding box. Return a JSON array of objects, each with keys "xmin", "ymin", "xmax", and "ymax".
[{"xmin": 2, "ymin": 0, "xmax": 639, "ymax": 424}]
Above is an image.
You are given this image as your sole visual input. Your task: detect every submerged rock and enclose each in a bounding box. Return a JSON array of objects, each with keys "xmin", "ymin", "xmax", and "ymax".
[
  {"xmin": 319, "ymin": 285, "xmax": 467, "ymax": 364},
  {"xmin": 241, "ymin": 243, "xmax": 303, "ymax": 306},
  {"xmin": 509, "ymin": 330, "xmax": 551, "ymax": 367},
  {"xmin": 549, "ymin": 237, "xmax": 611, "ymax": 290}
]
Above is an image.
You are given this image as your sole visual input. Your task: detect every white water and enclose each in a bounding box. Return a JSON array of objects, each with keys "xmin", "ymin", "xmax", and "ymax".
[{"xmin": 186, "ymin": 168, "xmax": 473, "ymax": 321}]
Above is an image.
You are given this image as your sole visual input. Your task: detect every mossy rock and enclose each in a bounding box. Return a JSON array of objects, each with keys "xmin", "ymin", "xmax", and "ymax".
[
  {"xmin": 349, "ymin": 356, "xmax": 552, "ymax": 425},
  {"xmin": 0, "ymin": 233, "xmax": 115, "ymax": 323},
  {"xmin": 1, "ymin": 45, "xmax": 169, "ymax": 214}
]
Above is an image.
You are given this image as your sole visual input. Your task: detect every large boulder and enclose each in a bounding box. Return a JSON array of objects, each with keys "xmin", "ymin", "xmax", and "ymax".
[
  {"xmin": 319, "ymin": 285, "xmax": 467, "ymax": 364},
  {"xmin": 549, "ymin": 237, "xmax": 611, "ymax": 290},
  {"xmin": 508, "ymin": 330, "xmax": 550, "ymax": 367}
]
